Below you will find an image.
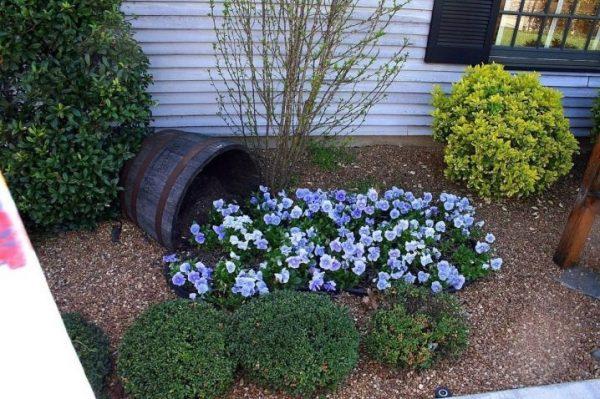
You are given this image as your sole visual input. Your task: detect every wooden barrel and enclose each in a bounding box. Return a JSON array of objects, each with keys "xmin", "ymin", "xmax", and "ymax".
[{"xmin": 121, "ymin": 129, "xmax": 260, "ymax": 249}]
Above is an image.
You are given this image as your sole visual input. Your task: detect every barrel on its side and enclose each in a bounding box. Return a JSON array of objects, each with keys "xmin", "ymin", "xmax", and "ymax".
[{"xmin": 121, "ymin": 130, "xmax": 260, "ymax": 249}]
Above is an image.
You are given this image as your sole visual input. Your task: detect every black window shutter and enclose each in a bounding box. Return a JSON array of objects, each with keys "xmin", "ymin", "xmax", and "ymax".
[{"xmin": 425, "ymin": 0, "xmax": 502, "ymax": 65}]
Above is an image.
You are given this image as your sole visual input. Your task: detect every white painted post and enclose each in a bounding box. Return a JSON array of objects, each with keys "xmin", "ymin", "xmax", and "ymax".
[{"xmin": 0, "ymin": 173, "xmax": 95, "ymax": 399}]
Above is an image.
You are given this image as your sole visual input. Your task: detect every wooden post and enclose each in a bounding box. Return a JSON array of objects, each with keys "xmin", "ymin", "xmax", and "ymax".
[{"xmin": 554, "ymin": 139, "xmax": 600, "ymax": 268}]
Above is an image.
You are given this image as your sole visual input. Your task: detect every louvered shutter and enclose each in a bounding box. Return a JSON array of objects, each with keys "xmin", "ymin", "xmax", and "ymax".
[{"xmin": 425, "ymin": 0, "xmax": 502, "ymax": 64}]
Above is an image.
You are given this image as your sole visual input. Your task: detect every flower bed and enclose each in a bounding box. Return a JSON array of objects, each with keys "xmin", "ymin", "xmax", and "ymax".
[{"xmin": 166, "ymin": 186, "xmax": 502, "ymax": 306}]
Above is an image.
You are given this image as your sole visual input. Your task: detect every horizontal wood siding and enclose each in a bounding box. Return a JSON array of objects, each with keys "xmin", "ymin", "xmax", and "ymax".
[{"xmin": 123, "ymin": 0, "xmax": 600, "ymax": 137}]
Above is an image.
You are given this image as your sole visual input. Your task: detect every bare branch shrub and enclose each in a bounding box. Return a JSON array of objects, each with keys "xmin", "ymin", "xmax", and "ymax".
[{"xmin": 209, "ymin": 0, "xmax": 409, "ymax": 188}]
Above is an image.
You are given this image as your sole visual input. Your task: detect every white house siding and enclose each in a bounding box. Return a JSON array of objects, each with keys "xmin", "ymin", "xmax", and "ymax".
[{"xmin": 123, "ymin": 0, "xmax": 600, "ymax": 137}]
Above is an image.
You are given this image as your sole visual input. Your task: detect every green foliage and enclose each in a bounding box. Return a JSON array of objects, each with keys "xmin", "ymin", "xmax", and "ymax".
[
  {"xmin": 229, "ymin": 290, "xmax": 359, "ymax": 397},
  {"xmin": 307, "ymin": 138, "xmax": 355, "ymax": 171},
  {"xmin": 365, "ymin": 284, "xmax": 469, "ymax": 370},
  {"xmin": 117, "ymin": 300, "xmax": 234, "ymax": 399},
  {"xmin": 432, "ymin": 63, "xmax": 578, "ymax": 198},
  {"xmin": 592, "ymin": 91, "xmax": 600, "ymax": 142},
  {"xmin": 62, "ymin": 313, "xmax": 111, "ymax": 397},
  {"xmin": 0, "ymin": 0, "xmax": 153, "ymax": 229}
]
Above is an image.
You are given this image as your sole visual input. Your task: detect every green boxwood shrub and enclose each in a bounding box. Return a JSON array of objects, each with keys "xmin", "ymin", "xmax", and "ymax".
[
  {"xmin": 0, "ymin": 0, "xmax": 153, "ymax": 229},
  {"xmin": 62, "ymin": 313, "xmax": 111, "ymax": 397},
  {"xmin": 592, "ymin": 92, "xmax": 599, "ymax": 142},
  {"xmin": 432, "ymin": 63, "xmax": 578, "ymax": 198},
  {"xmin": 229, "ymin": 290, "xmax": 359, "ymax": 397},
  {"xmin": 117, "ymin": 300, "xmax": 234, "ymax": 399},
  {"xmin": 365, "ymin": 284, "xmax": 469, "ymax": 370}
]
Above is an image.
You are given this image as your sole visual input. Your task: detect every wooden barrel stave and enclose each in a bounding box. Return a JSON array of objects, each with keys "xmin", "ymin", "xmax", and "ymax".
[{"xmin": 121, "ymin": 130, "xmax": 259, "ymax": 249}]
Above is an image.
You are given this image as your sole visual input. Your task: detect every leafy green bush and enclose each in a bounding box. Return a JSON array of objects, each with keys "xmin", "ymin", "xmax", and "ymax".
[
  {"xmin": 62, "ymin": 313, "xmax": 111, "ymax": 397},
  {"xmin": 432, "ymin": 63, "xmax": 578, "ymax": 198},
  {"xmin": 592, "ymin": 92, "xmax": 599, "ymax": 142},
  {"xmin": 0, "ymin": 0, "xmax": 153, "ymax": 229},
  {"xmin": 117, "ymin": 300, "xmax": 234, "ymax": 399},
  {"xmin": 229, "ymin": 290, "xmax": 359, "ymax": 397},
  {"xmin": 365, "ymin": 284, "xmax": 469, "ymax": 370}
]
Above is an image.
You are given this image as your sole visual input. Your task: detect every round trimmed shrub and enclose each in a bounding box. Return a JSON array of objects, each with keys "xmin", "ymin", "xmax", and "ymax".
[
  {"xmin": 365, "ymin": 284, "xmax": 468, "ymax": 370},
  {"xmin": 62, "ymin": 313, "xmax": 111, "ymax": 397},
  {"xmin": 432, "ymin": 63, "xmax": 578, "ymax": 198},
  {"xmin": 117, "ymin": 300, "xmax": 234, "ymax": 399},
  {"xmin": 229, "ymin": 290, "xmax": 359, "ymax": 397},
  {"xmin": 0, "ymin": 0, "xmax": 153, "ymax": 229}
]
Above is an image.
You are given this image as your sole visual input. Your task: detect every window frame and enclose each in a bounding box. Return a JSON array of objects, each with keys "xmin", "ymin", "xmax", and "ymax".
[{"xmin": 489, "ymin": 0, "xmax": 600, "ymax": 72}]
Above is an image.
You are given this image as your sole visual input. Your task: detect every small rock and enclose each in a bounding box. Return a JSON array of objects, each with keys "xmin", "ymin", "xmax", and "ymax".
[{"xmin": 592, "ymin": 349, "xmax": 600, "ymax": 362}]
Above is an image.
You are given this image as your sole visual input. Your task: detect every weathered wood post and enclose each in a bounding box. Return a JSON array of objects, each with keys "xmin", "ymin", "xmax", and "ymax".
[{"xmin": 553, "ymin": 139, "xmax": 600, "ymax": 268}]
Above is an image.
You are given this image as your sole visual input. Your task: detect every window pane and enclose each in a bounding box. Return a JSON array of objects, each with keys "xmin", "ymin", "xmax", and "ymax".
[
  {"xmin": 523, "ymin": 0, "xmax": 549, "ymax": 13},
  {"xmin": 540, "ymin": 17, "xmax": 568, "ymax": 47},
  {"xmin": 565, "ymin": 19, "xmax": 595, "ymax": 49},
  {"xmin": 589, "ymin": 23, "xmax": 600, "ymax": 50},
  {"xmin": 573, "ymin": 0, "xmax": 600, "ymax": 16},
  {"xmin": 547, "ymin": 0, "xmax": 576, "ymax": 14},
  {"xmin": 514, "ymin": 16, "xmax": 544, "ymax": 46},
  {"xmin": 495, "ymin": 14, "xmax": 519, "ymax": 45},
  {"xmin": 501, "ymin": 0, "xmax": 524, "ymax": 12}
]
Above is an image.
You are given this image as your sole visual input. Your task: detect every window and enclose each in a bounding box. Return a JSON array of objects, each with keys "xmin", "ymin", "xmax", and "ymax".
[{"xmin": 490, "ymin": 0, "xmax": 600, "ymax": 70}]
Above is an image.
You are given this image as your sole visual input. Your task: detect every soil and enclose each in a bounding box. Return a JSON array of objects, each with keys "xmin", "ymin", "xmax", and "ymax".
[{"xmin": 34, "ymin": 144, "xmax": 600, "ymax": 399}]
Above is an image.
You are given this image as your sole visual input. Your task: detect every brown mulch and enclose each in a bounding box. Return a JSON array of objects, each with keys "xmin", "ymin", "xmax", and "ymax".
[{"xmin": 34, "ymin": 144, "xmax": 600, "ymax": 399}]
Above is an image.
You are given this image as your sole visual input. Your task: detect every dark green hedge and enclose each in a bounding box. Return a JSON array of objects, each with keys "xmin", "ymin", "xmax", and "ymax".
[
  {"xmin": 365, "ymin": 284, "xmax": 469, "ymax": 370},
  {"xmin": 62, "ymin": 313, "xmax": 111, "ymax": 397},
  {"xmin": 0, "ymin": 0, "xmax": 153, "ymax": 229},
  {"xmin": 229, "ymin": 290, "xmax": 359, "ymax": 398},
  {"xmin": 117, "ymin": 300, "xmax": 234, "ymax": 399}
]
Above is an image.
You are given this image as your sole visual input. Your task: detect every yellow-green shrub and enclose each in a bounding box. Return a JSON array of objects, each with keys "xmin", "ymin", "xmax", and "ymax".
[{"xmin": 432, "ymin": 63, "xmax": 578, "ymax": 198}]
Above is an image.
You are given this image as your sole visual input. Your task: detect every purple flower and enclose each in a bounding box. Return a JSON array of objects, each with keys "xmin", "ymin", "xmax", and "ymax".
[
  {"xmin": 212, "ymin": 225, "xmax": 225, "ymax": 240},
  {"xmin": 417, "ymin": 271, "xmax": 430, "ymax": 283},
  {"xmin": 323, "ymin": 280, "xmax": 337, "ymax": 292},
  {"xmin": 329, "ymin": 239, "xmax": 343, "ymax": 253},
  {"xmin": 213, "ymin": 199, "xmax": 225, "ymax": 209},
  {"xmin": 475, "ymin": 241, "xmax": 490, "ymax": 254},
  {"xmin": 367, "ymin": 188, "xmax": 378, "ymax": 202},
  {"xmin": 335, "ymin": 190, "xmax": 347, "ymax": 202},
  {"xmin": 190, "ymin": 223, "xmax": 201, "ymax": 235},
  {"xmin": 384, "ymin": 229, "xmax": 397, "ymax": 241},
  {"xmin": 163, "ymin": 254, "xmax": 179, "ymax": 263},
  {"xmin": 352, "ymin": 260, "xmax": 366, "ymax": 276},
  {"xmin": 188, "ymin": 271, "xmax": 201, "ymax": 284},
  {"xmin": 431, "ymin": 281, "xmax": 442, "ymax": 293},
  {"xmin": 403, "ymin": 272, "xmax": 416, "ymax": 284},
  {"xmin": 376, "ymin": 272, "xmax": 390, "ymax": 290},
  {"xmin": 367, "ymin": 246, "xmax": 380, "ymax": 262},
  {"xmin": 296, "ymin": 188, "xmax": 311, "ymax": 200},
  {"xmin": 171, "ymin": 272, "xmax": 186, "ymax": 287},
  {"xmin": 490, "ymin": 258, "xmax": 503, "ymax": 270},
  {"xmin": 437, "ymin": 261, "xmax": 451, "ymax": 281},
  {"xmin": 485, "ymin": 233, "xmax": 496, "ymax": 243},
  {"xmin": 275, "ymin": 268, "xmax": 290, "ymax": 284},
  {"xmin": 195, "ymin": 279, "xmax": 210, "ymax": 295},
  {"xmin": 376, "ymin": 199, "xmax": 390, "ymax": 211},
  {"xmin": 225, "ymin": 261, "xmax": 236, "ymax": 274},
  {"xmin": 309, "ymin": 271, "xmax": 325, "ymax": 291},
  {"xmin": 194, "ymin": 232, "xmax": 205, "ymax": 244},
  {"xmin": 290, "ymin": 206, "xmax": 303, "ymax": 219},
  {"xmin": 179, "ymin": 262, "xmax": 191, "ymax": 273}
]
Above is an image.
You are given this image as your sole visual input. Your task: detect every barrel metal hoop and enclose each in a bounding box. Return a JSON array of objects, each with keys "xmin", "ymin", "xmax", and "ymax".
[
  {"xmin": 154, "ymin": 138, "xmax": 221, "ymax": 245},
  {"xmin": 129, "ymin": 132, "xmax": 177, "ymax": 222}
]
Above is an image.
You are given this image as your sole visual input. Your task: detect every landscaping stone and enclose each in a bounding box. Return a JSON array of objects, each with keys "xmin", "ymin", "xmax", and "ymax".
[{"xmin": 559, "ymin": 267, "xmax": 600, "ymax": 299}]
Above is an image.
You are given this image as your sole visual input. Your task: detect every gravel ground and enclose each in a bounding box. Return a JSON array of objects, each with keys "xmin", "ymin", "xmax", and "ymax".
[{"xmin": 34, "ymin": 144, "xmax": 600, "ymax": 399}]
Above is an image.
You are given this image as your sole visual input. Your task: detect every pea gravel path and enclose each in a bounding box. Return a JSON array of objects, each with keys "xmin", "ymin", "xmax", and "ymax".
[{"xmin": 34, "ymin": 144, "xmax": 600, "ymax": 399}]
